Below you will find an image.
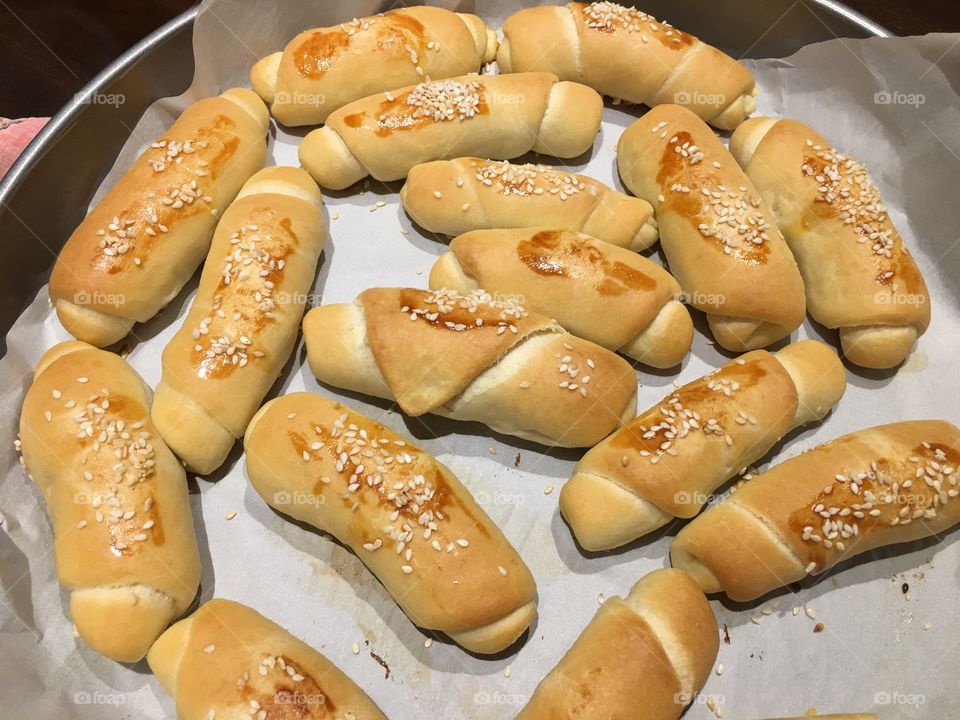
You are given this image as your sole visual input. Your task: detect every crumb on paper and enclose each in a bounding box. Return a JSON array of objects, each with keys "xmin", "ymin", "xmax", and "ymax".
[
  {"xmin": 543, "ymin": 485, "xmax": 554, "ymax": 495},
  {"xmin": 225, "ymin": 511, "xmax": 236, "ymax": 521}
]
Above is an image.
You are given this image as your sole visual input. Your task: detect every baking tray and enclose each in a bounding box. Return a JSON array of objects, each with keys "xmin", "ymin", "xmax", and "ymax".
[
  {"xmin": 0, "ymin": 1, "xmax": 902, "ymax": 717},
  {"xmin": 0, "ymin": 0, "xmax": 887, "ymax": 353}
]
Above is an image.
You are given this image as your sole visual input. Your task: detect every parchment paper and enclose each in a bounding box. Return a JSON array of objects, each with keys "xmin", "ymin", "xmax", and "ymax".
[{"xmin": 2, "ymin": 1, "xmax": 959, "ymax": 718}]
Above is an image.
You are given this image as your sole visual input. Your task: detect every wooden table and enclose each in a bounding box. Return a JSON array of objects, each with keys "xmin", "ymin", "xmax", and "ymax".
[{"xmin": 1, "ymin": 0, "xmax": 958, "ymax": 118}]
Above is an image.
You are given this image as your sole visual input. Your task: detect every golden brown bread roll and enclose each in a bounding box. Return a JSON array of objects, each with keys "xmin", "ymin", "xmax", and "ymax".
[
  {"xmin": 562, "ymin": 340, "xmax": 846, "ymax": 550},
  {"xmin": 400, "ymin": 157, "xmax": 658, "ymax": 250},
  {"xmin": 298, "ymin": 73, "xmax": 603, "ymax": 189},
  {"xmin": 251, "ymin": 6, "xmax": 497, "ymax": 126},
  {"xmin": 49, "ymin": 88, "xmax": 269, "ymax": 347},
  {"xmin": 672, "ymin": 420, "xmax": 960, "ymax": 601},
  {"xmin": 498, "ymin": 2, "xmax": 757, "ymax": 130},
  {"xmin": 244, "ymin": 393, "xmax": 537, "ymax": 654},
  {"xmin": 151, "ymin": 167, "xmax": 326, "ymax": 475},
  {"xmin": 18, "ymin": 341, "xmax": 200, "ymax": 662},
  {"xmin": 729, "ymin": 117, "xmax": 931, "ymax": 369},
  {"xmin": 617, "ymin": 104, "xmax": 806, "ymax": 351},
  {"xmin": 302, "ymin": 287, "xmax": 638, "ymax": 448},
  {"xmin": 516, "ymin": 569, "xmax": 719, "ymax": 719},
  {"xmin": 148, "ymin": 598, "xmax": 386, "ymax": 719},
  {"xmin": 429, "ymin": 228, "xmax": 692, "ymax": 367}
]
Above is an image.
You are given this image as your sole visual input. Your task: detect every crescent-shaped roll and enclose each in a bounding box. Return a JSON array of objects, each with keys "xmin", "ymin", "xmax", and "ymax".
[
  {"xmin": 672, "ymin": 420, "xmax": 960, "ymax": 602},
  {"xmin": 151, "ymin": 167, "xmax": 326, "ymax": 475},
  {"xmin": 515, "ymin": 569, "xmax": 719, "ymax": 720},
  {"xmin": 302, "ymin": 287, "xmax": 638, "ymax": 447},
  {"xmin": 498, "ymin": 2, "xmax": 758, "ymax": 130},
  {"xmin": 730, "ymin": 117, "xmax": 931, "ymax": 369},
  {"xmin": 18, "ymin": 341, "xmax": 200, "ymax": 662},
  {"xmin": 617, "ymin": 104, "xmax": 806, "ymax": 351},
  {"xmin": 429, "ymin": 228, "xmax": 693, "ymax": 368},
  {"xmin": 298, "ymin": 73, "xmax": 603, "ymax": 190},
  {"xmin": 244, "ymin": 393, "xmax": 538, "ymax": 654},
  {"xmin": 250, "ymin": 6, "xmax": 497, "ymax": 126},
  {"xmin": 148, "ymin": 598, "xmax": 386, "ymax": 719},
  {"xmin": 49, "ymin": 88, "xmax": 269, "ymax": 347},
  {"xmin": 400, "ymin": 157, "xmax": 658, "ymax": 250},
  {"xmin": 561, "ymin": 340, "xmax": 846, "ymax": 550}
]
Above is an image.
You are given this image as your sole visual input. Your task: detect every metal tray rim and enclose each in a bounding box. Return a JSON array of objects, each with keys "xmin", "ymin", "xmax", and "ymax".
[{"xmin": 0, "ymin": 0, "xmax": 889, "ymax": 247}]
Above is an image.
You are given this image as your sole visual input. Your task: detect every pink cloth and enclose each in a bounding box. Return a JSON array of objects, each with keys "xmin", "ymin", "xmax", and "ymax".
[{"xmin": 0, "ymin": 117, "xmax": 49, "ymax": 180}]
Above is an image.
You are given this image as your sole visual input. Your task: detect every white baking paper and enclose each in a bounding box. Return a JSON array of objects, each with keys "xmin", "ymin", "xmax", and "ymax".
[{"xmin": 1, "ymin": 2, "xmax": 959, "ymax": 718}]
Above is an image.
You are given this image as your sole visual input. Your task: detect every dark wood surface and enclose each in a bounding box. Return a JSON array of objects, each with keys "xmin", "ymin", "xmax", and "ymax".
[{"xmin": 0, "ymin": 0, "xmax": 958, "ymax": 119}]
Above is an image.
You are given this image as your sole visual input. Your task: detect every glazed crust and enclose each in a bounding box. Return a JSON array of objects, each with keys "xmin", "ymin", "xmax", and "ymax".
[
  {"xmin": 18, "ymin": 341, "xmax": 200, "ymax": 662},
  {"xmin": 400, "ymin": 157, "xmax": 658, "ymax": 250},
  {"xmin": 243, "ymin": 393, "xmax": 537, "ymax": 654},
  {"xmin": 251, "ymin": 6, "xmax": 498, "ymax": 126},
  {"xmin": 617, "ymin": 104, "xmax": 806, "ymax": 351},
  {"xmin": 672, "ymin": 420, "xmax": 960, "ymax": 601},
  {"xmin": 516, "ymin": 569, "xmax": 719, "ymax": 719},
  {"xmin": 151, "ymin": 167, "xmax": 326, "ymax": 474},
  {"xmin": 302, "ymin": 288, "xmax": 638, "ymax": 447},
  {"xmin": 148, "ymin": 598, "xmax": 386, "ymax": 719},
  {"xmin": 429, "ymin": 228, "xmax": 691, "ymax": 367},
  {"xmin": 562, "ymin": 340, "xmax": 846, "ymax": 550},
  {"xmin": 498, "ymin": 2, "xmax": 757, "ymax": 130},
  {"xmin": 729, "ymin": 116, "xmax": 930, "ymax": 368},
  {"xmin": 49, "ymin": 89, "xmax": 269, "ymax": 346},
  {"xmin": 298, "ymin": 73, "xmax": 603, "ymax": 189}
]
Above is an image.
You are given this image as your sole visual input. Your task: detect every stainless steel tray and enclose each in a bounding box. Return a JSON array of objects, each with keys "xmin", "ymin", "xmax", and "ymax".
[{"xmin": 0, "ymin": 0, "xmax": 887, "ymax": 352}]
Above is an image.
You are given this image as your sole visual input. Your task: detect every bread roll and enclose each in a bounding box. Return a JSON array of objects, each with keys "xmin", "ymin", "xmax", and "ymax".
[
  {"xmin": 251, "ymin": 6, "xmax": 497, "ymax": 126},
  {"xmin": 18, "ymin": 341, "xmax": 200, "ymax": 662},
  {"xmin": 148, "ymin": 598, "xmax": 385, "ymax": 719},
  {"xmin": 49, "ymin": 89, "xmax": 269, "ymax": 347},
  {"xmin": 561, "ymin": 340, "xmax": 846, "ymax": 550},
  {"xmin": 244, "ymin": 393, "xmax": 537, "ymax": 654},
  {"xmin": 298, "ymin": 73, "xmax": 602, "ymax": 189},
  {"xmin": 429, "ymin": 228, "xmax": 692, "ymax": 367},
  {"xmin": 730, "ymin": 117, "xmax": 930, "ymax": 368},
  {"xmin": 302, "ymin": 287, "xmax": 637, "ymax": 447},
  {"xmin": 400, "ymin": 157, "xmax": 658, "ymax": 250},
  {"xmin": 672, "ymin": 420, "xmax": 960, "ymax": 601},
  {"xmin": 516, "ymin": 569, "xmax": 718, "ymax": 719},
  {"xmin": 498, "ymin": 2, "xmax": 757, "ymax": 130},
  {"xmin": 617, "ymin": 104, "xmax": 806, "ymax": 351},
  {"xmin": 151, "ymin": 167, "xmax": 325, "ymax": 474}
]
